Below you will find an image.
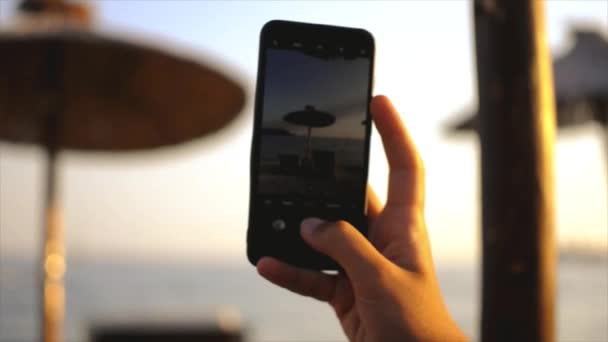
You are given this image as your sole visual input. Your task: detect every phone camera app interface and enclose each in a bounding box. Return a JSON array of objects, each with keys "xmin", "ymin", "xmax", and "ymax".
[{"xmin": 257, "ymin": 37, "xmax": 371, "ymax": 213}]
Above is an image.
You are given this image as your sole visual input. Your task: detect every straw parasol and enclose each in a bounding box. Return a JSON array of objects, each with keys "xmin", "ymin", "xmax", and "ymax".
[
  {"xmin": 446, "ymin": 28, "xmax": 608, "ymax": 130},
  {"xmin": 0, "ymin": 1, "xmax": 245, "ymax": 341},
  {"xmin": 283, "ymin": 105, "xmax": 335, "ymax": 162},
  {"xmin": 446, "ymin": 27, "xmax": 608, "ymax": 170}
]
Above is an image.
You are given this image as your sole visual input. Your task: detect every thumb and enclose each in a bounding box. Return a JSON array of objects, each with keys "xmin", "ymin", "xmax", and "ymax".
[{"xmin": 301, "ymin": 218, "xmax": 387, "ymax": 283}]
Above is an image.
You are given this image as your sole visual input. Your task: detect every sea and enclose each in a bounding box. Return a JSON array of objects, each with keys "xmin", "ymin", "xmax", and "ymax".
[{"xmin": 1, "ymin": 257, "xmax": 606, "ymax": 342}]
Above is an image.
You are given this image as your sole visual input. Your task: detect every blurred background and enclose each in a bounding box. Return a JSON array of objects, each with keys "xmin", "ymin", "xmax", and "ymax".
[{"xmin": 0, "ymin": 1, "xmax": 606, "ymax": 341}]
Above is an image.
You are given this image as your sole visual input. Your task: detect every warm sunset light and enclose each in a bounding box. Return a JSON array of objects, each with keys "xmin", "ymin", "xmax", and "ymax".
[{"xmin": 1, "ymin": 1, "xmax": 606, "ymax": 342}]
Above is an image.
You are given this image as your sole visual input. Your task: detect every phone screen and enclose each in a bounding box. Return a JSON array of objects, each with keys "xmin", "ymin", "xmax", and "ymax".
[
  {"xmin": 249, "ymin": 21, "xmax": 374, "ymax": 268},
  {"xmin": 256, "ymin": 37, "xmax": 373, "ymax": 209}
]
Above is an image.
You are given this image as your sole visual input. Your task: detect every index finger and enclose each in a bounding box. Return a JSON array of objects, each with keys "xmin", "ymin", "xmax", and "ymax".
[
  {"xmin": 257, "ymin": 257, "xmax": 338, "ymax": 302},
  {"xmin": 370, "ymin": 95, "xmax": 425, "ymax": 211}
]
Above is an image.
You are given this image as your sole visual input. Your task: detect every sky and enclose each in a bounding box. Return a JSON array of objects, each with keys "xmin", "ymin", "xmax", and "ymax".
[
  {"xmin": 0, "ymin": 0, "xmax": 606, "ymax": 265},
  {"xmin": 263, "ymin": 49, "xmax": 369, "ymax": 139}
]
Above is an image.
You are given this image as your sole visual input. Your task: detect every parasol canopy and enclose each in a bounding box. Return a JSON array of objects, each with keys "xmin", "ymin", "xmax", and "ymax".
[
  {"xmin": 283, "ymin": 105, "xmax": 335, "ymax": 128},
  {"xmin": 0, "ymin": 30, "xmax": 246, "ymax": 150},
  {"xmin": 446, "ymin": 28, "xmax": 608, "ymax": 134},
  {"xmin": 282, "ymin": 105, "xmax": 335, "ymax": 166},
  {"xmin": 554, "ymin": 29, "xmax": 608, "ymax": 105}
]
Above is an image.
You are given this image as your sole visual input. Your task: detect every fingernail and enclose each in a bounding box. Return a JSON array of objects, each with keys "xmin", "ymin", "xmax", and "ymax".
[{"xmin": 301, "ymin": 218, "xmax": 325, "ymax": 237}]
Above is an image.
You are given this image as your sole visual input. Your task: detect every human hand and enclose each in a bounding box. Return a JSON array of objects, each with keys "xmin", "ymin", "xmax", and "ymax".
[{"xmin": 257, "ymin": 95, "xmax": 467, "ymax": 342}]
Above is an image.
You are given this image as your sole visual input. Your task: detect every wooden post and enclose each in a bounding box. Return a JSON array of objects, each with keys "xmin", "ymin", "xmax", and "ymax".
[
  {"xmin": 473, "ymin": 1, "xmax": 556, "ymax": 341},
  {"xmin": 40, "ymin": 37, "xmax": 65, "ymax": 342}
]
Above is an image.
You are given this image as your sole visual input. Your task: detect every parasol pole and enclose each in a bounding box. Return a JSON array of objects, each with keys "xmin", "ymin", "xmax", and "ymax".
[
  {"xmin": 39, "ymin": 28, "xmax": 66, "ymax": 342},
  {"xmin": 42, "ymin": 136, "xmax": 65, "ymax": 342},
  {"xmin": 306, "ymin": 126, "xmax": 312, "ymax": 163}
]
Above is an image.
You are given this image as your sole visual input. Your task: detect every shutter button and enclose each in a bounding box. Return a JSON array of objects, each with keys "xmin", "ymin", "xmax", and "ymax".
[{"xmin": 272, "ymin": 219, "xmax": 286, "ymax": 231}]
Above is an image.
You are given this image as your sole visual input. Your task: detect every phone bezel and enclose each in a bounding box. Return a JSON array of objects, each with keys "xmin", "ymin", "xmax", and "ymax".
[{"xmin": 248, "ymin": 20, "xmax": 375, "ymax": 270}]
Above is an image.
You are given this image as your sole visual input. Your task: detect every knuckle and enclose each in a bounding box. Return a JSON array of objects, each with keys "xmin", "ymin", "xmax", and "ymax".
[
  {"xmin": 381, "ymin": 263, "xmax": 403, "ymax": 286},
  {"xmin": 334, "ymin": 220, "xmax": 354, "ymax": 233},
  {"xmin": 405, "ymin": 210, "xmax": 425, "ymax": 227},
  {"xmin": 359, "ymin": 260, "xmax": 394, "ymax": 291},
  {"xmin": 320, "ymin": 220, "xmax": 352, "ymax": 242},
  {"xmin": 403, "ymin": 217, "xmax": 430, "ymax": 254}
]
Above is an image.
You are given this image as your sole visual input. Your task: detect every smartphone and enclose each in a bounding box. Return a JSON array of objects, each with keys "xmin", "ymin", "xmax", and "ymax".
[{"xmin": 248, "ymin": 20, "xmax": 375, "ymax": 270}]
